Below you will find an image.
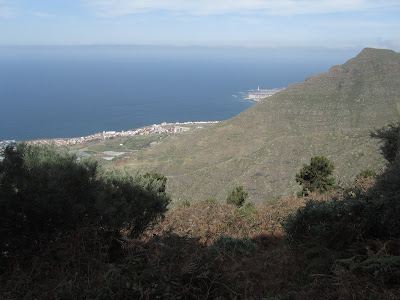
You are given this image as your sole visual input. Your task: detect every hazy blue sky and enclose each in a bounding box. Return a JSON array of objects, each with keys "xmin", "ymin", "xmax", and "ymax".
[{"xmin": 1, "ymin": 0, "xmax": 399, "ymax": 50}]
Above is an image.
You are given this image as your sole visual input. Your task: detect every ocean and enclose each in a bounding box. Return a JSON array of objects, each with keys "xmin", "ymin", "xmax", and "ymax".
[{"xmin": 0, "ymin": 46, "xmax": 359, "ymax": 141}]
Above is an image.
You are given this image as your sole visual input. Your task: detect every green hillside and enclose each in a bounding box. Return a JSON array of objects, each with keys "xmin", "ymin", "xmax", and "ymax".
[{"xmin": 116, "ymin": 48, "xmax": 400, "ymax": 203}]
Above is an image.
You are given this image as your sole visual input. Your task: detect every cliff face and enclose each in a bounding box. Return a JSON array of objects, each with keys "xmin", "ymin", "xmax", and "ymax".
[{"xmin": 121, "ymin": 48, "xmax": 400, "ymax": 203}]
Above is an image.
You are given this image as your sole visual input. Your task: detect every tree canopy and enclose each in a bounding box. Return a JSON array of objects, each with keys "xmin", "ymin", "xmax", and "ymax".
[
  {"xmin": 0, "ymin": 143, "xmax": 170, "ymax": 257},
  {"xmin": 295, "ymin": 155, "xmax": 335, "ymax": 196},
  {"xmin": 226, "ymin": 185, "xmax": 248, "ymax": 207}
]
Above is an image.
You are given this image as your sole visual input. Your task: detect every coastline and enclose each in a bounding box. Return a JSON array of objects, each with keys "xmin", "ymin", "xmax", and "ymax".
[
  {"xmin": 1, "ymin": 87, "xmax": 283, "ymax": 148},
  {"xmin": 1, "ymin": 121, "xmax": 219, "ymax": 148}
]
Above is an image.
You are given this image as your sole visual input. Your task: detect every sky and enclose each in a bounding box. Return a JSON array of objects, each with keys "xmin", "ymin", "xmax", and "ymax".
[{"xmin": 0, "ymin": 0, "xmax": 399, "ymax": 50}]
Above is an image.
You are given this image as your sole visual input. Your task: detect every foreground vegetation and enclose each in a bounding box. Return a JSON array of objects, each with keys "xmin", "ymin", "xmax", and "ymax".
[{"xmin": 1, "ymin": 121, "xmax": 400, "ymax": 299}]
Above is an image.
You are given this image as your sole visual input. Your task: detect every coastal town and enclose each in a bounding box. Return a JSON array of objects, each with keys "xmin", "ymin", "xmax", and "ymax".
[
  {"xmin": 1, "ymin": 86, "xmax": 283, "ymax": 150},
  {"xmin": 0, "ymin": 121, "xmax": 219, "ymax": 149}
]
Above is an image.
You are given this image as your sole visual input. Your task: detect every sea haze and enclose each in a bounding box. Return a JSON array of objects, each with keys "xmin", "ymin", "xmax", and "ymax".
[{"xmin": 0, "ymin": 45, "xmax": 359, "ymax": 141}]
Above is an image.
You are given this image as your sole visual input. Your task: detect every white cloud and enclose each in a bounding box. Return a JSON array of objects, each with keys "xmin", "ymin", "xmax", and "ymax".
[{"xmin": 83, "ymin": 0, "xmax": 400, "ymax": 17}]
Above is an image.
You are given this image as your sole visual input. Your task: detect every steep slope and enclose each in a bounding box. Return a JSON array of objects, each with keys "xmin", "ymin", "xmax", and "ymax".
[{"xmin": 119, "ymin": 48, "xmax": 400, "ymax": 202}]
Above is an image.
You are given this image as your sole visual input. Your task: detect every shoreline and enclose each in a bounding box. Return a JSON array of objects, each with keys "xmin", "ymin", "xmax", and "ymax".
[
  {"xmin": 2, "ymin": 86, "xmax": 284, "ymax": 147},
  {"xmin": 1, "ymin": 121, "xmax": 219, "ymax": 148}
]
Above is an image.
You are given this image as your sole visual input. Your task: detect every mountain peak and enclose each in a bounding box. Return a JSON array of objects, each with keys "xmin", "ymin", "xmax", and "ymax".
[{"xmin": 355, "ymin": 47, "xmax": 398, "ymax": 59}]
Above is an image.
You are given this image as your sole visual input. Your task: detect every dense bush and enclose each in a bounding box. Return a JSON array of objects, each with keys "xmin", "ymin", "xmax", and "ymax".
[
  {"xmin": 295, "ymin": 155, "xmax": 335, "ymax": 196},
  {"xmin": 283, "ymin": 197, "xmax": 384, "ymax": 251},
  {"xmin": 370, "ymin": 125, "xmax": 400, "ymax": 238},
  {"xmin": 0, "ymin": 144, "xmax": 170, "ymax": 258},
  {"xmin": 371, "ymin": 122, "xmax": 400, "ymax": 163},
  {"xmin": 372, "ymin": 123, "xmax": 400, "ymax": 196},
  {"xmin": 226, "ymin": 185, "xmax": 248, "ymax": 207},
  {"xmin": 357, "ymin": 168, "xmax": 376, "ymax": 179},
  {"xmin": 283, "ymin": 122, "xmax": 400, "ymax": 274},
  {"xmin": 143, "ymin": 172, "xmax": 167, "ymax": 195}
]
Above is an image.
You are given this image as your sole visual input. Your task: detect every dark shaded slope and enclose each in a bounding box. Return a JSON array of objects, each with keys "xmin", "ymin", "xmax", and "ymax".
[{"xmin": 121, "ymin": 48, "xmax": 400, "ymax": 202}]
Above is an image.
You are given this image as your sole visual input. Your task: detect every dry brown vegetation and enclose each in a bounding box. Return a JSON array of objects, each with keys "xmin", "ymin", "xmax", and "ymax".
[
  {"xmin": 3, "ymin": 183, "xmax": 399, "ymax": 299},
  {"xmin": 147, "ymin": 195, "xmax": 312, "ymax": 243},
  {"xmin": 1, "ymin": 195, "xmax": 307, "ymax": 299}
]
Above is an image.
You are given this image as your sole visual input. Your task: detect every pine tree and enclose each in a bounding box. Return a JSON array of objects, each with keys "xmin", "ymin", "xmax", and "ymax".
[
  {"xmin": 226, "ymin": 185, "xmax": 248, "ymax": 207},
  {"xmin": 296, "ymin": 155, "xmax": 335, "ymax": 196}
]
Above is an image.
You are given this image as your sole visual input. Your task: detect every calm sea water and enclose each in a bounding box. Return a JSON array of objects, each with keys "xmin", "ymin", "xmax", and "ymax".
[{"xmin": 0, "ymin": 46, "xmax": 358, "ymax": 141}]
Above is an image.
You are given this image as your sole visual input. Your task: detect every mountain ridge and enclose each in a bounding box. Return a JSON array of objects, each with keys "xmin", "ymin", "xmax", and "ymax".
[{"xmin": 117, "ymin": 48, "xmax": 400, "ymax": 203}]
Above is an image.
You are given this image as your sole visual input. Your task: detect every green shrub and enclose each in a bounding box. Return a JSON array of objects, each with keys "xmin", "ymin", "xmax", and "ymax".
[
  {"xmin": 371, "ymin": 123, "xmax": 400, "ymax": 236},
  {"xmin": 0, "ymin": 144, "xmax": 170, "ymax": 257},
  {"xmin": 238, "ymin": 202, "xmax": 257, "ymax": 217},
  {"xmin": 338, "ymin": 255, "xmax": 400, "ymax": 275},
  {"xmin": 357, "ymin": 168, "xmax": 376, "ymax": 179},
  {"xmin": 226, "ymin": 185, "xmax": 248, "ymax": 207},
  {"xmin": 371, "ymin": 122, "xmax": 400, "ymax": 163},
  {"xmin": 282, "ymin": 195, "xmax": 390, "ymax": 274},
  {"xmin": 179, "ymin": 199, "xmax": 191, "ymax": 207},
  {"xmin": 295, "ymin": 155, "xmax": 335, "ymax": 196},
  {"xmin": 284, "ymin": 197, "xmax": 392, "ymax": 250},
  {"xmin": 100, "ymin": 170, "xmax": 170, "ymax": 237},
  {"xmin": 337, "ymin": 255, "xmax": 400, "ymax": 286},
  {"xmin": 283, "ymin": 198, "xmax": 364, "ymax": 250},
  {"xmin": 143, "ymin": 172, "xmax": 167, "ymax": 195}
]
